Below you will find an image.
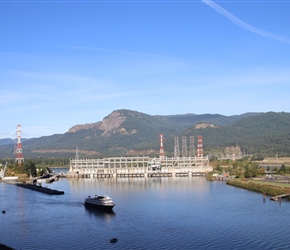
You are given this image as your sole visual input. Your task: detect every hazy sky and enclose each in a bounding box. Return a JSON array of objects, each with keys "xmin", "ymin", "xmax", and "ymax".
[{"xmin": 1, "ymin": 0, "xmax": 290, "ymax": 138}]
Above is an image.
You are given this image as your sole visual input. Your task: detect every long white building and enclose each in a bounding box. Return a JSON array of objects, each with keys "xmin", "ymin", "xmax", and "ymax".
[{"xmin": 68, "ymin": 156, "xmax": 212, "ymax": 178}]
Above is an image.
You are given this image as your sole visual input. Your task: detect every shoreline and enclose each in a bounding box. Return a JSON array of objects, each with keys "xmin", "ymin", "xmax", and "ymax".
[{"xmin": 226, "ymin": 178, "xmax": 290, "ymax": 197}]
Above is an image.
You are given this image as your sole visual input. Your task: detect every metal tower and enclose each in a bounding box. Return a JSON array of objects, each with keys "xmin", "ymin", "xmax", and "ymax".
[
  {"xmin": 232, "ymin": 146, "xmax": 236, "ymax": 161},
  {"xmin": 159, "ymin": 134, "xmax": 165, "ymax": 160},
  {"xmin": 181, "ymin": 136, "xmax": 187, "ymax": 157},
  {"xmin": 15, "ymin": 124, "xmax": 24, "ymax": 164},
  {"xmin": 174, "ymin": 137, "xmax": 180, "ymax": 158},
  {"xmin": 189, "ymin": 136, "xmax": 195, "ymax": 157},
  {"xmin": 75, "ymin": 146, "xmax": 79, "ymax": 159},
  {"xmin": 197, "ymin": 135, "xmax": 203, "ymax": 157}
]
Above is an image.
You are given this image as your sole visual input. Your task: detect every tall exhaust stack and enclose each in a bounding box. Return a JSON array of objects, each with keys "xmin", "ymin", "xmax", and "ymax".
[{"xmin": 197, "ymin": 135, "xmax": 203, "ymax": 157}]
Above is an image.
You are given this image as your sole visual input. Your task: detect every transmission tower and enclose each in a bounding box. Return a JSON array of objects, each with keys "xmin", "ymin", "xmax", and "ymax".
[
  {"xmin": 181, "ymin": 136, "xmax": 187, "ymax": 157},
  {"xmin": 174, "ymin": 137, "xmax": 180, "ymax": 158},
  {"xmin": 76, "ymin": 146, "xmax": 79, "ymax": 159},
  {"xmin": 189, "ymin": 136, "xmax": 195, "ymax": 157},
  {"xmin": 159, "ymin": 134, "xmax": 165, "ymax": 160},
  {"xmin": 15, "ymin": 124, "xmax": 24, "ymax": 164}
]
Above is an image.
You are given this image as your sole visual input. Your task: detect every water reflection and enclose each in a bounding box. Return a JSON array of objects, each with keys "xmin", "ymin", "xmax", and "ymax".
[
  {"xmin": 2, "ymin": 176, "xmax": 290, "ymax": 250},
  {"xmin": 67, "ymin": 176, "xmax": 210, "ymax": 192},
  {"xmin": 84, "ymin": 204, "xmax": 116, "ymax": 221}
]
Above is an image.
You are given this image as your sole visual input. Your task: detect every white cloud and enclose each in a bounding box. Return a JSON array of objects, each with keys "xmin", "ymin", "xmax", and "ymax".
[
  {"xmin": 67, "ymin": 45, "xmax": 175, "ymax": 59},
  {"xmin": 202, "ymin": 0, "xmax": 290, "ymax": 44}
]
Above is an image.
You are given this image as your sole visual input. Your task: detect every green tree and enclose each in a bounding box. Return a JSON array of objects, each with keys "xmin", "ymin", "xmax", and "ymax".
[
  {"xmin": 216, "ymin": 165, "xmax": 222, "ymax": 171},
  {"xmin": 244, "ymin": 163, "xmax": 258, "ymax": 178},
  {"xmin": 24, "ymin": 161, "xmax": 37, "ymax": 177},
  {"xmin": 279, "ymin": 164, "xmax": 287, "ymax": 175},
  {"xmin": 244, "ymin": 166, "xmax": 251, "ymax": 178}
]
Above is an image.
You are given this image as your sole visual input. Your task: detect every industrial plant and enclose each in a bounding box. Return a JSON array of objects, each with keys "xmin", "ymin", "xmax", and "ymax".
[{"xmin": 68, "ymin": 134, "xmax": 212, "ymax": 178}]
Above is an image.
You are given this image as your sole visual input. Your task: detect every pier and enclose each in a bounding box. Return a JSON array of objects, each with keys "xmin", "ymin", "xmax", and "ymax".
[
  {"xmin": 270, "ymin": 193, "xmax": 290, "ymax": 201},
  {"xmin": 68, "ymin": 156, "xmax": 212, "ymax": 178}
]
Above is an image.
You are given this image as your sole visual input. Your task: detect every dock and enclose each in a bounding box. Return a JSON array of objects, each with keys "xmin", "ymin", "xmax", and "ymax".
[{"xmin": 270, "ymin": 194, "xmax": 290, "ymax": 201}]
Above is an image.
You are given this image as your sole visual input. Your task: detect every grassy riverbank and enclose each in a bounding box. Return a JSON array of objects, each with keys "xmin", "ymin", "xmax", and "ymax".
[{"xmin": 226, "ymin": 178, "xmax": 290, "ymax": 196}]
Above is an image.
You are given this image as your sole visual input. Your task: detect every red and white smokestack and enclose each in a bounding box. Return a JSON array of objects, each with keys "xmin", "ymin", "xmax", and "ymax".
[{"xmin": 197, "ymin": 135, "xmax": 203, "ymax": 157}]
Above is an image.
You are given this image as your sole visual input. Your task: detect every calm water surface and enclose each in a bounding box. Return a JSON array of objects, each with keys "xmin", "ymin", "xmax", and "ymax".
[{"xmin": 1, "ymin": 170, "xmax": 290, "ymax": 250}]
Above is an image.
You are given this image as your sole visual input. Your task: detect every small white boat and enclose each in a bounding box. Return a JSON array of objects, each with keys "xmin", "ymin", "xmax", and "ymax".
[{"xmin": 84, "ymin": 195, "xmax": 115, "ymax": 211}]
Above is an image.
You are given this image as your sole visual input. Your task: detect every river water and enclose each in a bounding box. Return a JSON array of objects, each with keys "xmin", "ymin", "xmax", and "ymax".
[{"xmin": 1, "ymin": 170, "xmax": 290, "ymax": 250}]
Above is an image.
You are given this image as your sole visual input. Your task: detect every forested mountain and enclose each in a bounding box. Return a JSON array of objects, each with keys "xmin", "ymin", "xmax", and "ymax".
[
  {"xmin": 183, "ymin": 112, "xmax": 290, "ymax": 156},
  {"xmin": 0, "ymin": 110, "xmax": 289, "ymax": 159},
  {"xmin": 156, "ymin": 112, "xmax": 259, "ymax": 129}
]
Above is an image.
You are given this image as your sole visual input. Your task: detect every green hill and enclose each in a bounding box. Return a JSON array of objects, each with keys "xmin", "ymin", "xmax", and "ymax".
[
  {"xmin": 183, "ymin": 112, "xmax": 290, "ymax": 157},
  {"xmin": 0, "ymin": 110, "xmax": 289, "ymax": 159}
]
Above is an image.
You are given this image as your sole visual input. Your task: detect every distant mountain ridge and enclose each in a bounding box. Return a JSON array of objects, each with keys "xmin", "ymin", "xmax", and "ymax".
[
  {"xmin": 156, "ymin": 112, "xmax": 259, "ymax": 128},
  {"xmin": 0, "ymin": 138, "xmax": 29, "ymax": 146},
  {"xmin": 0, "ymin": 110, "xmax": 289, "ymax": 159},
  {"xmin": 0, "ymin": 138, "xmax": 15, "ymax": 146}
]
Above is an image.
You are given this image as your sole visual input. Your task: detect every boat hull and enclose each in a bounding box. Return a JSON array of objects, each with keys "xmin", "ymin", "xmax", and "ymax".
[{"xmin": 84, "ymin": 201, "xmax": 115, "ymax": 211}]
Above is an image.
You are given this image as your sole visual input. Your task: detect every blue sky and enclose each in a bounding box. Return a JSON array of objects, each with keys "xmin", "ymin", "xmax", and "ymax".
[{"xmin": 1, "ymin": 0, "xmax": 290, "ymax": 138}]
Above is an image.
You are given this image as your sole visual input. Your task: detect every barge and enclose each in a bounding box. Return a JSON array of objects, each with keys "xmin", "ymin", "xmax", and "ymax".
[{"xmin": 16, "ymin": 183, "xmax": 64, "ymax": 195}]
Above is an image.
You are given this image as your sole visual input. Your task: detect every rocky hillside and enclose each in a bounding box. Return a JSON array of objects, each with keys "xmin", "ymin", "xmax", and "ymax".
[{"xmin": 1, "ymin": 110, "xmax": 289, "ymax": 159}]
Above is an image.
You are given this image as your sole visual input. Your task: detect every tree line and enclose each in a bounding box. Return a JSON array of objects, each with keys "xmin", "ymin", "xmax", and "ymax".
[
  {"xmin": 2, "ymin": 158, "xmax": 69, "ymax": 179},
  {"xmin": 214, "ymin": 158, "xmax": 290, "ymax": 178}
]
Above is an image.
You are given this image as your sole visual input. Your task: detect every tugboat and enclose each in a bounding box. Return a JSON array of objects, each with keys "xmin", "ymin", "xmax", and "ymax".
[{"xmin": 84, "ymin": 195, "xmax": 115, "ymax": 211}]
